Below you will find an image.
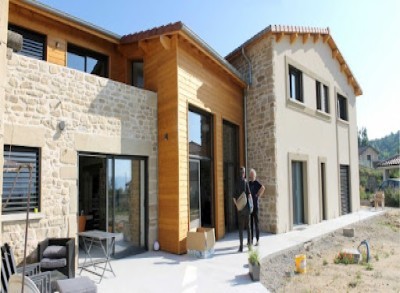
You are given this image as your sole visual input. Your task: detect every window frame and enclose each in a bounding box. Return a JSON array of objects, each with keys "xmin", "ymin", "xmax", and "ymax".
[
  {"xmin": 289, "ymin": 65, "xmax": 303, "ymax": 103},
  {"xmin": 67, "ymin": 43, "xmax": 109, "ymax": 78},
  {"xmin": 2, "ymin": 145, "xmax": 41, "ymax": 214},
  {"xmin": 130, "ymin": 60, "xmax": 144, "ymax": 88},
  {"xmin": 337, "ymin": 93, "xmax": 349, "ymax": 121},
  {"xmin": 8, "ymin": 24, "xmax": 46, "ymax": 61},
  {"xmin": 316, "ymin": 80, "xmax": 330, "ymax": 113}
]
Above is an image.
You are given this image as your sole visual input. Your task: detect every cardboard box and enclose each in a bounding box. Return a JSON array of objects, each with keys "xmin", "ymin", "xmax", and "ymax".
[{"xmin": 187, "ymin": 227, "xmax": 215, "ymax": 258}]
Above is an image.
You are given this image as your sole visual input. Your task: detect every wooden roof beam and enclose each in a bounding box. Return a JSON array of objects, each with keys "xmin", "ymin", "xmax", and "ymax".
[
  {"xmin": 275, "ymin": 32, "xmax": 284, "ymax": 43},
  {"xmin": 332, "ymin": 49, "xmax": 339, "ymax": 59},
  {"xmin": 290, "ymin": 33, "xmax": 298, "ymax": 44},
  {"xmin": 138, "ymin": 40, "xmax": 148, "ymax": 53},
  {"xmin": 323, "ymin": 34, "xmax": 331, "ymax": 43},
  {"xmin": 313, "ymin": 34, "xmax": 320, "ymax": 43},
  {"xmin": 302, "ymin": 33, "xmax": 310, "ymax": 44},
  {"xmin": 160, "ymin": 35, "xmax": 171, "ymax": 50},
  {"xmin": 340, "ymin": 63, "xmax": 347, "ymax": 73}
]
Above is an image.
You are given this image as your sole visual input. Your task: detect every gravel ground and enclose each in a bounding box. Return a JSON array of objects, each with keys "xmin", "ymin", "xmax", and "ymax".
[{"xmin": 261, "ymin": 209, "xmax": 400, "ymax": 292}]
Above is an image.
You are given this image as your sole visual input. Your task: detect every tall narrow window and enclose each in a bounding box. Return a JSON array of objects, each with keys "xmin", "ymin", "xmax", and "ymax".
[
  {"xmin": 316, "ymin": 81, "xmax": 329, "ymax": 113},
  {"xmin": 67, "ymin": 44, "xmax": 108, "ymax": 77},
  {"xmin": 131, "ymin": 61, "xmax": 144, "ymax": 88},
  {"xmin": 8, "ymin": 24, "xmax": 46, "ymax": 60},
  {"xmin": 289, "ymin": 65, "xmax": 303, "ymax": 102},
  {"xmin": 3, "ymin": 146, "xmax": 40, "ymax": 214},
  {"xmin": 337, "ymin": 94, "xmax": 348, "ymax": 121}
]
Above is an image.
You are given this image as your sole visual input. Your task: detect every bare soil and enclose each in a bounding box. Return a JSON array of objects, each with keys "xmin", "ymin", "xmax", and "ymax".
[{"xmin": 261, "ymin": 209, "xmax": 400, "ymax": 293}]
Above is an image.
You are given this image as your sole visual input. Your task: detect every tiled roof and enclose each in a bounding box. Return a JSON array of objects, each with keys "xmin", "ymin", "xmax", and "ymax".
[
  {"xmin": 226, "ymin": 24, "xmax": 362, "ymax": 96},
  {"xmin": 377, "ymin": 155, "xmax": 400, "ymax": 167},
  {"xmin": 359, "ymin": 146, "xmax": 379, "ymax": 155},
  {"xmin": 121, "ymin": 22, "xmax": 184, "ymax": 43}
]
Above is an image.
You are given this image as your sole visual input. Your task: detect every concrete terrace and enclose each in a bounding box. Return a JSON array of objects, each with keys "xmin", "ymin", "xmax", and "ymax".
[{"xmin": 79, "ymin": 208, "xmax": 384, "ymax": 293}]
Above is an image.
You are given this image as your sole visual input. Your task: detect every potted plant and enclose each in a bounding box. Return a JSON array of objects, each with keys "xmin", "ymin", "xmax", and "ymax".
[{"xmin": 248, "ymin": 248, "xmax": 261, "ymax": 281}]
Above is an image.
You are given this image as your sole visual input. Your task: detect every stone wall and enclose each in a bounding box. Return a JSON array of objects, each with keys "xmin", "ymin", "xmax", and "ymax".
[
  {"xmin": 228, "ymin": 37, "xmax": 279, "ymax": 233},
  {"xmin": 3, "ymin": 53, "xmax": 158, "ymax": 262}
]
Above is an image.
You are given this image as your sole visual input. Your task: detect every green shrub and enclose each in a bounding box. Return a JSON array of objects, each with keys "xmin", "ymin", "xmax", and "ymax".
[
  {"xmin": 248, "ymin": 249, "xmax": 260, "ymax": 265},
  {"xmin": 384, "ymin": 187, "xmax": 400, "ymax": 207},
  {"xmin": 359, "ymin": 166, "xmax": 383, "ymax": 193}
]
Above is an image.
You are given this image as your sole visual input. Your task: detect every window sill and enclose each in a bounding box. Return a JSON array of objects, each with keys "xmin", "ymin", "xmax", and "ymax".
[
  {"xmin": 287, "ymin": 98, "xmax": 306, "ymax": 110},
  {"xmin": 2, "ymin": 212, "xmax": 44, "ymax": 222},
  {"xmin": 315, "ymin": 110, "xmax": 331, "ymax": 121},
  {"xmin": 337, "ymin": 118, "xmax": 350, "ymax": 126}
]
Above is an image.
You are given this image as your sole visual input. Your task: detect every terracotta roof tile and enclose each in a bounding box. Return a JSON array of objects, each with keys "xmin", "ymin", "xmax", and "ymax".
[
  {"xmin": 377, "ymin": 155, "xmax": 400, "ymax": 167},
  {"xmin": 120, "ymin": 21, "xmax": 183, "ymax": 44}
]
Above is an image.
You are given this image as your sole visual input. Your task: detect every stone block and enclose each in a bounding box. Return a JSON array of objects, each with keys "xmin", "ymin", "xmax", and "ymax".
[
  {"xmin": 343, "ymin": 228, "xmax": 355, "ymax": 237},
  {"xmin": 60, "ymin": 166, "xmax": 77, "ymax": 179},
  {"xmin": 60, "ymin": 149, "xmax": 76, "ymax": 164}
]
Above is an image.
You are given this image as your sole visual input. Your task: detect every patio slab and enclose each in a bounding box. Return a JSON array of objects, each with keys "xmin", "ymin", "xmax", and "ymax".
[{"xmin": 79, "ymin": 207, "xmax": 384, "ymax": 292}]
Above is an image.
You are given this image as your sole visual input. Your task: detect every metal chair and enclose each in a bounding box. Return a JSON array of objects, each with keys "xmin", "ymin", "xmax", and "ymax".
[{"xmin": 1, "ymin": 243, "xmax": 51, "ymax": 293}]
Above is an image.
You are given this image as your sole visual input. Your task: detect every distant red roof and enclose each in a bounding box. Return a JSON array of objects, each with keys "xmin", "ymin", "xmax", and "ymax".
[{"xmin": 121, "ymin": 21, "xmax": 183, "ymax": 44}]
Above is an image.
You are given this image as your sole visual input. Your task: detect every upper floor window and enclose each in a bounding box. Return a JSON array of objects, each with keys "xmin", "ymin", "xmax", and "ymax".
[
  {"xmin": 8, "ymin": 24, "xmax": 46, "ymax": 60},
  {"xmin": 289, "ymin": 65, "xmax": 303, "ymax": 102},
  {"xmin": 337, "ymin": 94, "xmax": 348, "ymax": 121},
  {"xmin": 2, "ymin": 146, "xmax": 40, "ymax": 214},
  {"xmin": 367, "ymin": 155, "xmax": 371, "ymax": 161},
  {"xmin": 67, "ymin": 44, "xmax": 108, "ymax": 77},
  {"xmin": 131, "ymin": 60, "xmax": 144, "ymax": 88},
  {"xmin": 316, "ymin": 81, "xmax": 329, "ymax": 113}
]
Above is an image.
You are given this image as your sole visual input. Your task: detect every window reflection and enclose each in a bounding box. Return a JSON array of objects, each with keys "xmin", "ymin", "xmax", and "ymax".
[
  {"xmin": 67, "ymin": 44, "xmax": 108, "ymax": 77},
  {"xmin": 188, "ymin": 110, "xmax": 212, "ymax": 157}
]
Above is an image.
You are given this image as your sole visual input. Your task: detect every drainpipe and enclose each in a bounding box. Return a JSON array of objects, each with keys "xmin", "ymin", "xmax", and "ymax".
[{"xmin": 241, "ymin": 47, "xmax": 252, "ymax": 177}]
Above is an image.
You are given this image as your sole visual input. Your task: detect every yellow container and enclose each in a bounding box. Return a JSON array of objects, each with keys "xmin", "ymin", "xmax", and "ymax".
[{"xmin": 295, "ymin": 254, "xmax": 307, "ymax": 274}]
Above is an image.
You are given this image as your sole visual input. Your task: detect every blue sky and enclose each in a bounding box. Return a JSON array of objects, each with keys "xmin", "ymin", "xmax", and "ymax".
[{"xmin": 38, "ymin": 0, "xmax": 400, "ymax": 139}]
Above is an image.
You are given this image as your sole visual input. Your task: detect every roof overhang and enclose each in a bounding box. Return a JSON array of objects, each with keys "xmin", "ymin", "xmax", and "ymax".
[
  {"xmin": 121, "ymin": 22, "xmax": 246, "ymax": 87},
  {"xmin": 226, "ymin": 25, "xmax": 362, "ymax": 96},
  {"xmin": 12, "ymin": 0, "xmax": 121, "ymax": 43}
]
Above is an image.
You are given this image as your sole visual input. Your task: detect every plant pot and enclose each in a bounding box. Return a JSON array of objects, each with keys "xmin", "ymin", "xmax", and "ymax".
[
  {"xmin": 249, "ymin": 261, "xmax": 260, "ymax": 281},
  {"xmin": 78, "ymin": 215, "xmax": 86, "ymax": 232}
]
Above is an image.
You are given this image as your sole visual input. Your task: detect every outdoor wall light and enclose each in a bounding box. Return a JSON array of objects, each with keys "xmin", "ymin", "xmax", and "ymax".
[
  {"xmin": 58, "ymin": 121, "xmax": 66, "ymax": 131},
  {"xmin": 55, "ymin": 41, "xmax": 60, "ymax": 48},
  {"xmin": 163, "ymin": 133, "xmax": 169, "ymax": 141}
]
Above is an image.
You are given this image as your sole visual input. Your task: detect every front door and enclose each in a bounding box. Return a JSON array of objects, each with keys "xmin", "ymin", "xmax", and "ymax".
[
  {"xmin": 189, "ymin": 159, "xmax": 201, "ymax": 229},
  {"xmin": 292, "ymin": 161, "xmax": 305, "ymax": 225}
]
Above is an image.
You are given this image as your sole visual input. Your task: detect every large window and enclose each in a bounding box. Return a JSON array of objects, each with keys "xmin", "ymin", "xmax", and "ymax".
[
  {"xmin": 2, "ymin": 146, "xmax": 40, "ymax": 214},
  {"xmin": 8, "ymin": 24, "xmax": 46, "ymax": 60},
  {"xmin": 289, "ymin": 65, "xmax": 303, "ymax": 102},
  {"xmin": 316, "ymin": 81, "xmax": 329, "ymax": 113},
  {"xmin": 337, "ymin": 94, "xmax": 348, "ymax": 121},
  {"xmin": 131, "ymin": 61, "xmax": 144, "ymax": 88},
  {"xmin": 67, "ymin": 44, "xmax": 108, "ymax": 77}
]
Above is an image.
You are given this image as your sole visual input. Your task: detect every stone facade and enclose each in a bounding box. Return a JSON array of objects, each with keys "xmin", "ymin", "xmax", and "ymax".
[
  {"xmin": 229, "ymin": 37, "xmax": 279, "ymax": 233},
  {"xmin": 3, "ymin": 53, "xmax": 158, "ymax": 262}
]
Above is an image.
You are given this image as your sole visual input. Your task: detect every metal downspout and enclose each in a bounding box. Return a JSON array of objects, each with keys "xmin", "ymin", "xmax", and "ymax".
[{"xmin": 241, "ymin": 47, "xmax": 252, "ymax": 177}]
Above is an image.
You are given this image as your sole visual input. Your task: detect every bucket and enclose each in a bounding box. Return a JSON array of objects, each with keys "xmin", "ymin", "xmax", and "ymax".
[{"xmin": 295, "ymin": 254, "xmax": 307, "ymax": 274}]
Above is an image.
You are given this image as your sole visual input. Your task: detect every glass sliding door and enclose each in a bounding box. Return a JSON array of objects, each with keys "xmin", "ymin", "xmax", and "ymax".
[
  {"xmin": 108, "ymin": 157, "xmax": 146, "ymax": 258},
  {"xmin": 79, "ymin": 153, "xmax": 147, "ymax": 259}
]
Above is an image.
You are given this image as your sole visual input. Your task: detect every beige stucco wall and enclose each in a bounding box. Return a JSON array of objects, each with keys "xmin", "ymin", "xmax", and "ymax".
[
  {"xmin": 3, "ymin": 53, "xmax": 158, "ymax": 262},
  {"xmin": 273, "ymin": 36, "xmax": 360, "ymax": 232},
  {"xmin": 359, "ymin": 147, "xmax": 379, "ymax": 168},
  {"xmin": 0, "ymin": 0, "xmax": 10, "ymax": 257}
]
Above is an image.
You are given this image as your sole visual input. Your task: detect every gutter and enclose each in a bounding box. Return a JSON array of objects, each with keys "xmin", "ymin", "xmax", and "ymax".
[{"xmin": 241, "ymin": 47, "xmax": 252, "ymax": 176}]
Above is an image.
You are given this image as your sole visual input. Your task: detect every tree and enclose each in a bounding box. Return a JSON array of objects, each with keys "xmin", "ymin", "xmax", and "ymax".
[{"xmin": 358, "ymin": 127, "xmax": 369, "ymax": 147}]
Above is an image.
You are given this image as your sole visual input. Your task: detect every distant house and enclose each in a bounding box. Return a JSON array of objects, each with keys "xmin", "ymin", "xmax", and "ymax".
[
  {"xmin": 376, "ymin": 154, "xmax": 400, "ymax": 180},
  {"xmin": 359, "ymin": 146, "xmax": 379, "ymax": 168}
]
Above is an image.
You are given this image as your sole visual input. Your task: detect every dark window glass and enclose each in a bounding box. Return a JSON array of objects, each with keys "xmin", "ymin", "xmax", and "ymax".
[
  {"xmin": 8, "ymin": 24, "xmax": 46, "ymax": 60},
  {"xmin": 337, "ymin": 94, "xmax": 348, "ymax": 121},
  {"xmin": 367, "ymin": 155, "xmax": 371, "ymax": 161},
  {"xmin": 2, "ymin": 146, "xmax": 40, "ymax": 214},
  {"xmin": 67, "ymin": 44, "xmax": 108, "ymax": 77},
  {"xmin": 188, "ymin": 109, "xmax": 212, "ymax": 158},
  {"xmin": 289, "ymin": 65, "xmax": 303, "ymax": 102},
  {"xmin": 316, "ymin": 81, "xmax": 330, "ymax": 113},
  {"xmin": 131, "ymin": 61, "xmax": 144, "ymax": 88}
]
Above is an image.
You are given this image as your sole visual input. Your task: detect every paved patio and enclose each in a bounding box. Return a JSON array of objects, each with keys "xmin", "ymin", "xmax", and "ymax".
[{"xmin": 79, "ymin": 208, "xmax": 384, "ymax": 292}]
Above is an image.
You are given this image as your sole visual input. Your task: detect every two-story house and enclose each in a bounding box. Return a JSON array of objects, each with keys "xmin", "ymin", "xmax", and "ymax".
[
  {"xmin": 359, "ymin": 146, "xmax": 379, "ymax": 169},
  {"xmin": 0, "ymin": 0, "xmax": 362, "ymax": 261},
  {"xmin": 227, "ymin": 26, "xmax": 362, "ymax": 232}
]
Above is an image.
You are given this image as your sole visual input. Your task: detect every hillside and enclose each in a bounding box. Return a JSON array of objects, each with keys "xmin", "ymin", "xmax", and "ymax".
[{"xmin": 370, "ymin": 131, "xmax": 400, "ymax": 160}]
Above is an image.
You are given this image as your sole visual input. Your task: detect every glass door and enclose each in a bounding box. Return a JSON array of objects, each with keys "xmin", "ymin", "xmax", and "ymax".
[
  {"xmin": 107, "ymin": 157, "xmax": 146, "ymax": 257},
  {"xmin": 189, "ymin": 159, "xmax": 201, "ymax": 229}
]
